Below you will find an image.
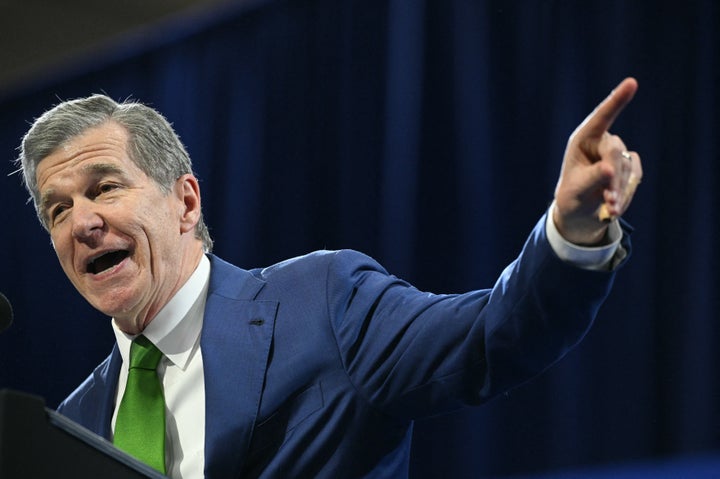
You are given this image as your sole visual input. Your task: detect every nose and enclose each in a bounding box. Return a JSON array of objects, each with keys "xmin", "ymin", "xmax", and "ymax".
[{"xmin": 71, "ymin": 199, "xmax": 105, "ymax": 244}]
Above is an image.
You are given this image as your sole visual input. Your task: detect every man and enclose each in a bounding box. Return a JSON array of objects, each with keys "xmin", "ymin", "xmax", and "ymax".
[{"xmin": 18, "ymin": 77, "xmax": 641, "ymax": 478}]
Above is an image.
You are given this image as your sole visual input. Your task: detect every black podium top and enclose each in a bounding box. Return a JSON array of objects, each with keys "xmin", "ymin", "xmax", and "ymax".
[{"xmin": 0, "ymin": 389, "xmax": 166, "ymax": 478}]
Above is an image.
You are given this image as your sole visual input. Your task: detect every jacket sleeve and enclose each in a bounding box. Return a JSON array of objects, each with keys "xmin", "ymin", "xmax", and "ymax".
[{"xmin": 326, "ymin": 212, "xmax": 628, "ymax": 420}]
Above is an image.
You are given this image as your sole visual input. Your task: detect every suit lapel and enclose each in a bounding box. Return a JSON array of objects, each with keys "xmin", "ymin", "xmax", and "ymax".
[
  {"xmin": 202, "ymin": 255, "xmax": 277, "ymax": 479},
  {"xmin": 95, "ymin": 347, "xmax": 122, "ymax": 439},
  {"xmin": 63, "ymin": 346, "xmax": 121, "ymax": 439}
]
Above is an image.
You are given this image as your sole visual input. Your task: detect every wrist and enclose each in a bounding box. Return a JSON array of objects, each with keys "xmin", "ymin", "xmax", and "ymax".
[{"xmin": 552, "ymin": 204, "xmax": 609, "ymax": 246}]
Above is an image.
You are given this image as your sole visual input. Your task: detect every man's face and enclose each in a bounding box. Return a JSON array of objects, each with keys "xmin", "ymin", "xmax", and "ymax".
[{"xmin": 35, "ymin": 122, "xmax": 198, "ymax": 332}]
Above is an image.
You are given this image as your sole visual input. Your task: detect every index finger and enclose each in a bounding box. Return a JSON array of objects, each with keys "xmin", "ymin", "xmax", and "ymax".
[{"xmin": 578, "ymin": 77, "xmax": 638, "ymax": 139}]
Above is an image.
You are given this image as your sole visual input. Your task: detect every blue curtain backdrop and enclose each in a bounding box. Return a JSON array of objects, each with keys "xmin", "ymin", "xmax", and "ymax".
[{"xmin": 0, "ymin": 0, "xmax": 717, "ymax": 477}]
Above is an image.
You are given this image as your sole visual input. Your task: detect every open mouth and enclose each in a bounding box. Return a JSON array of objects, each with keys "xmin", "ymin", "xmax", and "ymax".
[{"xmin": 87, "ymin": 250, "xmax": 130, "ymax": 275}]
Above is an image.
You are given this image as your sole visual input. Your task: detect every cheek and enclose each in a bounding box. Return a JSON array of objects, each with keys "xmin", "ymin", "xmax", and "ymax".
[
  {"xmin": 133, "ymin": 202, "xmax": 182, "ymax": 257},
  {"xmin": 142, "ymin": 199, "xmax": 182, "ymax": 236}
]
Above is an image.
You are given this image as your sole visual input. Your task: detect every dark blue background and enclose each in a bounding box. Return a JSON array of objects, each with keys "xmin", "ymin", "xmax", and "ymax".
[{"xmin": 0, "ymin": 1, "xmax": 717, "ymax": 477}]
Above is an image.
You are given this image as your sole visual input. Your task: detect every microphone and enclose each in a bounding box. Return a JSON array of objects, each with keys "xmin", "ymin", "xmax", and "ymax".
[{"xmin": 0, "ymin": 292, "xmax": 13, "ymax": 333}]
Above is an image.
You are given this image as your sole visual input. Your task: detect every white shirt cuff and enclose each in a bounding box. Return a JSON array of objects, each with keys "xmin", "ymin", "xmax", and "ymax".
[{"xmin": 546, "ymin": 202, "xmax": 622, "ymax": 271}]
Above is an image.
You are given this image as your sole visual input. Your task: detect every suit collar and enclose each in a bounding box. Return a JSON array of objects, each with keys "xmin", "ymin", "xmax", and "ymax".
[{"xmin": 206, "ymin": 254, "xmax": 266, "ymax": 300}]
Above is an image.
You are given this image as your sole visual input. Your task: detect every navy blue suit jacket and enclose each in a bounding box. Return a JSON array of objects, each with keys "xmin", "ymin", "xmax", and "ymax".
[{"xmin": 57, "ymin": 214, "xmax": 627, "ymax": 478}]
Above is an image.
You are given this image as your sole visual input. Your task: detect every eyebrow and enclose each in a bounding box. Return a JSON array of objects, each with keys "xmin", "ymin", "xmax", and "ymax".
[
  {"xmin": 81, "ymin": 162, "xmax": 126, "ymax": 178},
  {"xmin": 38, "ymin": 162, "xmax": 129, "ymax": 219}
]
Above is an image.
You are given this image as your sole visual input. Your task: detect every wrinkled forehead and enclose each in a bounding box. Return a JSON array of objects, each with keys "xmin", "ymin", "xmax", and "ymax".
[{"xmin": 36, "ymin": 125, "xmax": 134, "ymax": 190}]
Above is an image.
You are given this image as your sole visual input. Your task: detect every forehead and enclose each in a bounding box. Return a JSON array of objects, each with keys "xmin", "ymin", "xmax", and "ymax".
[{"xmin": 36, "ymin": 122, "xmax": 135, "ymax": 190}]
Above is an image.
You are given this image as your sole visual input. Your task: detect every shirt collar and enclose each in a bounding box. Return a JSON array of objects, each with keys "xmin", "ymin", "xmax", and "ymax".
[{"xmin": 113, "ymin": 255, "xmax": 211, "ymax": 371}]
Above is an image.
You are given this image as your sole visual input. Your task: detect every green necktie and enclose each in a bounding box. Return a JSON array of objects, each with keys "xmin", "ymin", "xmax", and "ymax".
[{"xmin": 114, "ymin": 335, "xmax": 167, "ymax": 474}]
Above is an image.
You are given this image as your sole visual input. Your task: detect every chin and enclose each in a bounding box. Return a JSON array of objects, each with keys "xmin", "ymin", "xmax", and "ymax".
[{"xmin": 87, "ymin": 292, "xmax": 140, "ymax": 320}]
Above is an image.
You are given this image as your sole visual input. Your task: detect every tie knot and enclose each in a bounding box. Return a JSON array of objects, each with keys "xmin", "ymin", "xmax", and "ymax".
[{"xmin": 129, "ymin": 335, "xmax": 163, "ymax": 370}]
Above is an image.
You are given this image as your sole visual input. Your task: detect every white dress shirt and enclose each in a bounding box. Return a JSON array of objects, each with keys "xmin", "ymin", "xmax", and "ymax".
[{"xmin": 112, "ymin": 255, "xmax": 210, "ymax": 479}]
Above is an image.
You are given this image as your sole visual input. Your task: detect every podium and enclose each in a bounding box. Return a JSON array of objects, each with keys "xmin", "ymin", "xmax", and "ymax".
[{"xmin": 0, "ymin": 389, "xmax": 165, "ymax": 478}]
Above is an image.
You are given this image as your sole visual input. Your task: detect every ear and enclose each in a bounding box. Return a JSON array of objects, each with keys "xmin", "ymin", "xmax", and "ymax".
[{"xmin": 174, "ymin": 174, "xmax": 202, "ymax": 234}]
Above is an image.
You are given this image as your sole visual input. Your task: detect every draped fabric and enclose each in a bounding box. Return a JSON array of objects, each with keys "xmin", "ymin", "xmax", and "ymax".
[{"xmin": 0, "ymin": 0, "xmax": 717, "ymax": 477}]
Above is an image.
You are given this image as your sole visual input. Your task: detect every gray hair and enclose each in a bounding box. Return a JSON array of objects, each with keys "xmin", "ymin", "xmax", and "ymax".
[{"xmin": 17, "ymin": 94, "xmax": 213, "ymax": 252}]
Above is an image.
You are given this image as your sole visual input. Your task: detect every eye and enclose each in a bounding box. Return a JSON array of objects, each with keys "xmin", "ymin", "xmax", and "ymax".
[
  {"xmin": 97, "ymin": 182, "xmax": 120, "ymax": 195},
  {"xmin": 49, "ymin": 203, "xmax": 70, "ymax": 224}
]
